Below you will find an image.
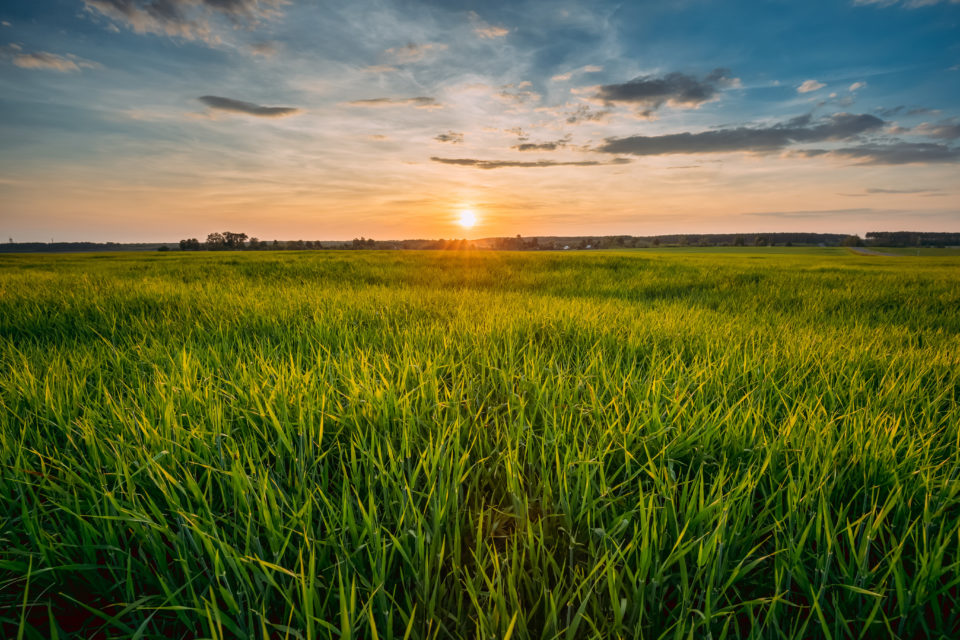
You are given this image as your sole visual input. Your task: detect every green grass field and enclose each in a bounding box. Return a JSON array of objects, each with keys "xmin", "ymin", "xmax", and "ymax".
[{"xmin": 2, "ymin": 249, "xmax": 959, "ymax": 639}]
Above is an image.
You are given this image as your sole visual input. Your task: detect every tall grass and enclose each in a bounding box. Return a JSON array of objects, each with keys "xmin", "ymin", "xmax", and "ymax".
[{"xmin": 1, "ymin": 249, "xmax": 958, "ymax": 638}]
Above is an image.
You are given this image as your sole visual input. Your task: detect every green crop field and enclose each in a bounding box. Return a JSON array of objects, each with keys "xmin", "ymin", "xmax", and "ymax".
[{"xmin": 1, "ymin": 249, "xmax": 959, "ymax": 639}]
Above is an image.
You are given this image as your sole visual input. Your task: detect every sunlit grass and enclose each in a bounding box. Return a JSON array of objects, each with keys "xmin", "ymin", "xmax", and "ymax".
[{"xmin": 1, "ymin": 249, "xmax": 959, "ymax": 638}]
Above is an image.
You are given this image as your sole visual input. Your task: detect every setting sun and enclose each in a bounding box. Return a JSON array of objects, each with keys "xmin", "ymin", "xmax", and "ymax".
[{"xmin": 458, "ymin": 210, "xmax": 477, "ymax": 229}]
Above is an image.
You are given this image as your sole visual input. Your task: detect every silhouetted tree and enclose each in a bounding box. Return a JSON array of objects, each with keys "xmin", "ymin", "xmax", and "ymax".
[
  {"xmin": 205, "ymin": 232, "xmax": 226, "ymax": 250},
  {"xmin": 223, "ymin": 232, "xmax": 248, "ymax": 249}
]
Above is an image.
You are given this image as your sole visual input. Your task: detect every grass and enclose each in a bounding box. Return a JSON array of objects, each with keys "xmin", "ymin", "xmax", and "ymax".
[{"xmin": 1, "ymin": 248, "xmax": 959, "ymax": 639}]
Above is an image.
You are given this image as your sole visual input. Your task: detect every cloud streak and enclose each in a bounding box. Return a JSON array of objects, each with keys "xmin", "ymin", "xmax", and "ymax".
[
  {"xmin": 431, "ymin": 157, "xmax": 630, "ymax": 170},
  {"xmin": 348, "ymin": 96, "xmax": 442, "ymax": 109},
  {"xmin": 11, "ymin": 51, "xmax": 100, "ymax": 72},
  {"xmin": 596, "ymin": 113, "xmax": 885, "ymax": 156},
  {"xmin": 800, "ymin": 142, "xmax": 960, "ymax": 164},
  {"xmin": 198, "ymin": 95, "xmax": 301, "ymax": 117}
]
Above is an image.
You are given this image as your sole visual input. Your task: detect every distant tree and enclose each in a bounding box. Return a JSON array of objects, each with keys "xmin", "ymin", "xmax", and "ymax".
[
  {"xmin": 222, "ymin": 232, "xmax": 248, "ymax": 249},
  {"xmin": 205, "ymin": 232, "xmax": 226, "ymax": 250},
  {"xmin": 841, "ymin": 235, "xmax": 863, "ymax": 247},
  {"xmin": 248, "ymin": 237, "xmax": 262, "ymax": 250},
  {"xmin": 733, "ymin": 236, "xmax": 744, "ymax": 246},
  {"xmin": 179, "ymin": 238, "xmax": 201, "ymax": 251},
  {"xmin": 157, "ymin": 245, "xmax": 170, "ymax": 252}
]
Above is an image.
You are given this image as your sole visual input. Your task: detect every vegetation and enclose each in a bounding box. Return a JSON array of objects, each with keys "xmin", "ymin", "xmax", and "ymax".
[{"xmin": 1, "ymin": 249, "xmax": 959, "ymax": 639}]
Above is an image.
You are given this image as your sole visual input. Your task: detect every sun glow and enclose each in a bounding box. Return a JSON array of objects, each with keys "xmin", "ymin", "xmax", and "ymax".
[{"xmin": 458, "ymin": 209, "xmax": 477, "ymax": 229}]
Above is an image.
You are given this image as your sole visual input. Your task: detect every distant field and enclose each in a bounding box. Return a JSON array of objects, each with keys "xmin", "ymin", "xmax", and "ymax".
[
  {"xmin": 2, "ymin": 250, "xmax": 959, "ymax": 639},
  {"xmin": 868, "ymin": 247, "xmax": 960, "ymax": 257}
]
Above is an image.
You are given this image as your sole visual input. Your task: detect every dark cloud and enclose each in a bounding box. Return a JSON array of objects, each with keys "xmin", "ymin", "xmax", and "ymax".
[
  {"xmin": 431, "ymin": 157, "xmax": 630, "ymax": 170},
  {"xmin": 875, "ymin": 105, "xmax": 940, "ymax": 117},
  {"xmin": 435, "ymin": 131, "xmax": 464, "ymax": 143},
  {"xmin": 348, "ymin": 97, "xmax": 441, "ymax": 109},
  {"xmin": 83, "ymin": 0, "xmax": 283, "ymax": 41},
  {"xmin": 566, "ymin": 104, "xmax": 608, "ymax": 125},
  {"xmin": 198, "ymin": 95, "xmax": 301, "ymax": 117},
  {"xmin": 514, "ymin": 142, "xmax": 562, "ymax": 151},
  {"xmin": 913, "ymin": 122, "xmax": 960, "ymax": 140},
  {"xmin": 802, "ymin": 142, "xmax": 960, "ymax": 165},
  {"xmin": 513, "ymin": 135, "xmax": 571, "ymax": 152},
  {"xmin": 595, "ymin": 69, "xmax": 738, "ymax": 115},
  {"xmin": 866, "ymin": 188, "xmax": 943, "ymax": 194},
  {"xmin": 596, "ymin": 113, "xmax": 884, "ymax": 156}
]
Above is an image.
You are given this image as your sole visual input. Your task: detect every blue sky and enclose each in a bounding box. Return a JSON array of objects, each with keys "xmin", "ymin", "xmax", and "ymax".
[{"xmin": 1, "ymin": 0, "xmax": 958, "ymax": 241}]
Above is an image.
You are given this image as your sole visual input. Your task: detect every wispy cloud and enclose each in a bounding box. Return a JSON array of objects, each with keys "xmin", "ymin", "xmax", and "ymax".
[
  {"xmin": 249, "ymin": 41, "xmax": 279, "ymax": 57},
  {"xmin": 10, "ymin": 50, "xmax": 100, "ymax": 72},
  {"xmin": 469, "ymin": 12, "xmax": 509, "ymax": 38},
  {"xmin": 431, "ymin": 157, "xmax": 630, "ymax": 170},
  {"xmin": 82, "ymin": 0, "xmax": 285, "ymax": 43},
  {"xmin": 198, "ymin": 95, "xmax": 301, "ymax": 117},
  {"xmin": 597, "ymin": 113, "xmax": 884, "ymax": 156},
  {"xmin": 347, "ymin": 96, "xmax": 442, "ymax": 109},
  {"xmin": 383, "ymin": 42, "xmax": 446, "ymax": 64},
  {"xmin": 553, "ymin": 66, "xmax": 604, "ymax": 82},
  {"xmin": 865, "ymin": 187, "xmax": 944, "ymax": 194}
]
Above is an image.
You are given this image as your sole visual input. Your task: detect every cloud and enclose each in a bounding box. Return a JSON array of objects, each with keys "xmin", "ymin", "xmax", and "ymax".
[
  {"xmin": 800, "ymin": 142, "xmax": 960, "ymax": 164},
  {"xmin": 876, "ymin": 105, "xmax": 940, "ymax": 117},
  {"xmin": 797, "ymin": 79, "xmax": 825, "ymax": 93},
  {"xmin": 865, "ymin": 187, "xmax": 943, "ymax": 194},
  {"xmin": 197, "ymin": 95, "xmax": 301, "ymax": 117},
  {"xmin": 595, "ymin": 69, "xmax": 739, "ymax": 116},
  {"xmin": 10, "ymin": 51, "xmax": 100, "ymax": 72},
  {"xmin": 435, "ymin": 131, "xmax": 464, "ymax": 143},
  {"xmin": 249, "ymin": 41, "xmax": 278, "ymax": 57},
  {"xmin": 431, "ymin": 157, "xmax": 630, "ymax": 170},
  {"xmin": 384, "ymin": 42, "xmax": 446, "ymax": 64},
  {"xmin": 552, "ymin": 65, "xmax": 603, "ymax": 82},
  {"xmin": 854, "ymin": 0, "xmax": 960, "ymax": 8},
  {"xmin": 82, "ymin": 0, "xmax": 284, "ymax": 43},
  {"xmin": 469, "ymin": 11, "xmax": 508, "ymax": 38},
  {"xmin": 849, "ymin": 81, "xmax": 867, "ymax": 92},
  {"xmin": 347, "ymin": 96, "xmax": 442, "ymax": 109},
  {"xmin": 597, "ymin": 113, "xmax": 884, "ymax": 156},
  {"xmin": 912, "ymin": 122, "xmax": 960, "ymax": 139},
  {"xmin": 513, "ymin": 135, "xmax": 571, "ymax": 151},
  {"xmin": 497, "ymin": 82, "xmax": 540, "ymax": 106},
  {"xmin": 566, "ymin": 105, "xmax": 609, "ymax": 124}
]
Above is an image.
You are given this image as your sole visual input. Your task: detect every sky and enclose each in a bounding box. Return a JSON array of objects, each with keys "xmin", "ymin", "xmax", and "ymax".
[{"xmin": 1, "ymin": 0, "xmax": 959, "ymax": 241}]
